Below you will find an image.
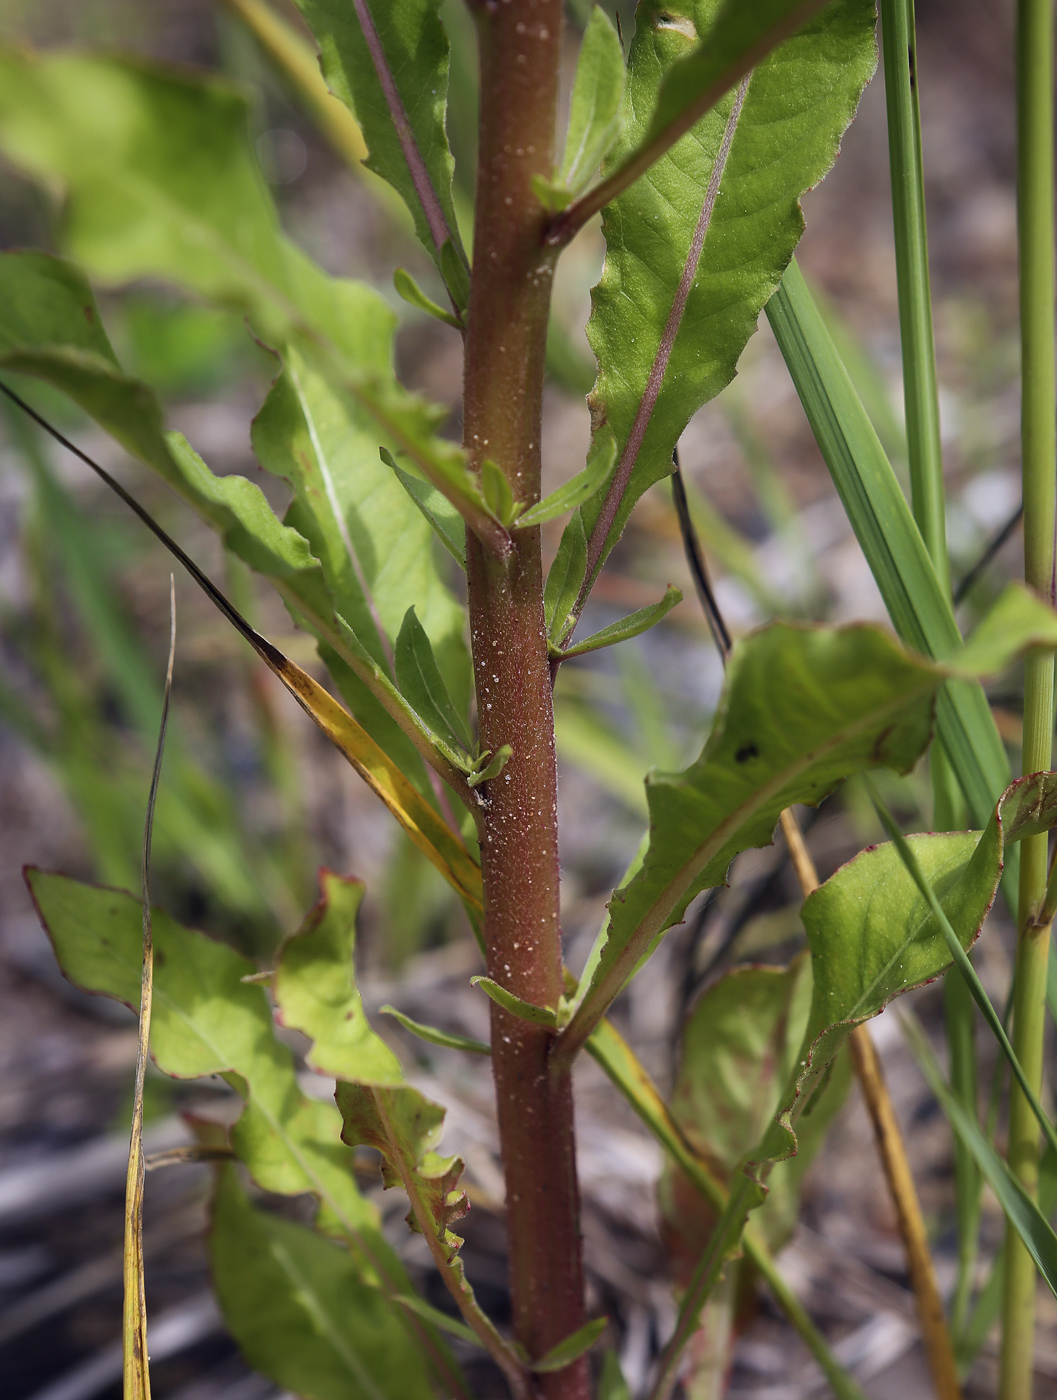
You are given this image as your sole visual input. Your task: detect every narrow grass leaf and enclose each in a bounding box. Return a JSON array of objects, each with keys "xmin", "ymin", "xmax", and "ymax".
[{"xmin": 902, "ymin": 1014, "xmax": 1057, "ymax": 1300}]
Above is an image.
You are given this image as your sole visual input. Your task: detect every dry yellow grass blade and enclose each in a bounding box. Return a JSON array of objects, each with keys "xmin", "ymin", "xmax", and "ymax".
[{"xmin": 123, "ymin": 577, "xmax": 176, "ymax": 1400}]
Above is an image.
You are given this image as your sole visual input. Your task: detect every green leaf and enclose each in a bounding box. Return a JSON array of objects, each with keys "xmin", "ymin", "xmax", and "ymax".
[
  {"xmin": 597, "ymin": 1350, "xmax": 631, "ymax": 1400},
  {"xmin": 481, "ymin": 458, "xmax": 519, "ymax": 527},
  {"xmin": 465, "ymin": 744, "xmax": 513, "ymax": 789},
  {"xmin": 392, "ymin": 1294, "xmax": 481, "ymax": 1348},
  {"xmin": 290, "ymin": 0, "xmax": 465, "ymax": 267},
  {"xmin": 557, "ymin": 6, "xmax": 625, "ymax": 195},
  {"xmin": 25, "ymin": 870, "xmax": 416, "ymax": 1276},
  {"xmin": 902, "ymin": 1014, "xmax": 1057, "ymax": 1301},
  {"xmin": 379, "ymin": 1006, "xmax": 490, "ymax": 1056},
  {"xmin": 211, "ymin": 1166, "xmax": 434, "ymax": 1400},
  {"xmin": 582, "ymin": 0, "xmax": 876, "ymax": 576},
  {"xmin": 395, "ymin": 606, "xmax": 473, "ymax": 756},
  {"xmin": 394, "ymin": 267, "xmax": 463, "ymax": 329},
  {"xmin": 0, "ymin": 50, "xmax": 352, "ymax": 350},
  {"xmin": 544, "ymin": 512, "xmax": 589, "ymax": 644},
  {"xmin": 517, "ymin": 431, "xmax": 618, "ymax": 530},
  {"xmin": 559, "ymin": 585, "xmax": 682, "ymax": 659},
  {"xmin": 439, "ymin": 238, "xmax": 471, "ymax": 314},
  {"xmin": 274, "ymin": 874, "xmax": 404, "ymax": 1086},
  {"xmin": 531, "ymin": 1316, "xmax": 608, "ymax": 1372},
  {"xmin": 765, "ymin": 260, "xmax": 1017, "ymax": 883},
  {"xmin": 384, "ymin": 452, "xmax": 467, "ymax": 569},
  {"xmin": 557, "ymin": 596, "xmax": 1057, "ymax": 1060},
  {"xmin": 271, "ymin": 885, "xmax": 518, "ymax": 1373},
  {"xmin": 661, "ymin": 957, "xmax": 851, "ymax": 1258},
  {"xmin": 470, "ymin": 975, "xmax": 558, "ymax": 1029}
]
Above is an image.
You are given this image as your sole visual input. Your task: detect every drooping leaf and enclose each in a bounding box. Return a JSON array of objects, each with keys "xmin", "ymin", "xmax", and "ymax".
[
  {"xmin": 660, "ymin": 958, "xmax": 851, "ymax": 1262},
  {"xmin": 211, "ymin": 1166, "xmax": 434, "ymax": 1400},
  {"xmin": 517, "ymin": 431, "xmax": 618, "ymax": 530},
  {"xmin": 290, "ymin": 0, "xmax": 465, "ymax": 267},
  {"xmin": 558, "ymin": 592, "xmax": 1057, "ymax": 1057},
  {"xmin": 29, "ymin": 871, "xmax": 382, "ymax": 1252},
  {"xmin": 542, "ymin": 6, "xmax": 624, "ymax": 208},
  {"xmin": 559, "ymin": 585, "xmax": 682, "ymax": 659},
  {"xmin": 765, "ymin": 259, "xmax": 1017, "ymax": 889},
  {"xmin": 544, "ymin": 512, "xmax": 588, "ymax": 645},
  {"xmin": 28, "ymin": 869, "xmax": 467, "ymax": 1388},
  {"xmin": 395, "ymin": 607, "xmax": 473, "ymax": 756},
  {"xmin": 582, "ymin": 0, "xmax": 877, "ymax": 577},
  {"xmin": 271, "ymin": 878, "xmax": 518, "ymax": 1373}
]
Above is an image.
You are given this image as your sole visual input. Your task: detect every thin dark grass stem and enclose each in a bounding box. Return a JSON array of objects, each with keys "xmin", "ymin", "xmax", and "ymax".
[{"xmin": 953, "ymin": 503, "xmax": 1024, "ymax": 606}]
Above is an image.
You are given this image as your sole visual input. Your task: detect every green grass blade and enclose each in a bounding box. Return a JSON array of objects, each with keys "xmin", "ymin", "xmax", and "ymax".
[
  {"xmin": 766, "ymin": 259, "xmax": 1018, "ymax": 907},
  {"xmin": 902, "ymin": 1012, "xmax": 1057, "ymax": 1300}
]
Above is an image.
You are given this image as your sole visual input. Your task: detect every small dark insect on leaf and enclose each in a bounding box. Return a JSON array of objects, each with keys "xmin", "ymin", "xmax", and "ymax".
[{"xmin": 735, "ymin": 743, "xmax": 758, "ymax": 764}]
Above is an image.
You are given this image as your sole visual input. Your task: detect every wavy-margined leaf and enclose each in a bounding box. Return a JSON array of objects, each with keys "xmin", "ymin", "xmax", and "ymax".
[
  {"xmin": 651, "ymin": 770, "xmax": 1057, "ymax": 1387},
  {"xmin": 557, "ymin": 587, "xmax": 1057, "ymax": 1060},
  {"xmin": 28, "ymin": 871, "xmax": 385, "ymax": 1254},
  {"xmin": 660, "ymin": 958, "xmax": 851, "ymax": 1264},
  {"xmin": 291, "ymin": 0, "xmax": 465, "ymax": 268},
  {"xmin": 272, "ymin": 876, "xmax": 520, "ymax": 1377},
  {"xmin": 212, "ymin": 1167, "xmax": 434, "ymax": 1400},
  {"xmin": 582, "ymin": 0, "xmax": 876, "ymax": 578}
]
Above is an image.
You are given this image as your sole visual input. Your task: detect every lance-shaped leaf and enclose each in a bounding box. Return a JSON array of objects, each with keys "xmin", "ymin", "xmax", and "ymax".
[
  {"xmin": 290, "ymin": 0, "xmax": 465, "ymax": 268},
  {"xmin": 386, "ymin": 454, "xmax": 467, "ymax": 569},
  {"xmin": 516, "ymin": 431, "xmax": 618, "ymax": 531},
  {"xmin": 211, "ymin": 1166, "xmax": 434, "ymax": 1400},
  {"xmin": 272, "ymin": 876, "xmax": 523, "ymax": 1382},
  {"xmin": 660, "ymin": 958, "xmax": 851, "ymax": 1268},
  {"xmin": 558, "ymin": 586, "xmax": 682, "ymax": 659},
  {"xmin": 544, "ymin": 514, "xmax": 589, "ymax": 646},
  {"xmin": 251, "ymin": 343, "xmax": 472, "ymax": 719},
  {"xmin": 555, "ymin": 587, "xmax": 1057, "ymax": 1062},
  {"xmin": 395, "ymin": 607, "xmax": 473, "ymax": 756},
  {"xmin": 582, "ymin": 0, "xmax": 876, "ymax": 582},
  {"xmin": 537, "ymin": 6, "xmax": 625, "ymax": 211}
]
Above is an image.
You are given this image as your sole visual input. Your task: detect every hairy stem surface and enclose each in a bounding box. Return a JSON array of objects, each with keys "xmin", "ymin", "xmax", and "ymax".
[
  {"xmin": 462, "ymin": 4, "xmax": 587, "ymax": 1395},
  {"xmin": 1002, "ymin": 1, "xmax": 1057, "ymax": 1395}
]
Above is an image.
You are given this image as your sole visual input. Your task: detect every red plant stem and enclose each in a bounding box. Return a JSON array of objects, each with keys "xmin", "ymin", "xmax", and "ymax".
[{"xmin": 462, "ymin": 3, "xmax": 588, "ymax": 1396}]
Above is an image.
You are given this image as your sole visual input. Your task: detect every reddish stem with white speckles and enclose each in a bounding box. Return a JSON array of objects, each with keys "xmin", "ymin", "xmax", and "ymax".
[{"xmin": 462, "ymin": 2, "xmax": 588, "ymax": 1396}]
